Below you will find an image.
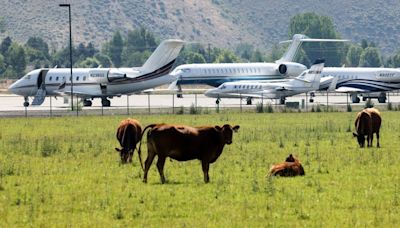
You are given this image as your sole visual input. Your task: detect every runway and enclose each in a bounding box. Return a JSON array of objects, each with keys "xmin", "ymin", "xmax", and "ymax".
[{"xmin": 1, "ymin": 91, "xmax": 399, "ymax": 117}]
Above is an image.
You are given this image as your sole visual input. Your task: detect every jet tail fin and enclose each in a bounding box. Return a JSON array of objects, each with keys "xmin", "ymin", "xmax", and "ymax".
[
  {"xmin": 276, "ymin": 34, "xmax": 349, "ymax": 63},
  {"xmin": 140, "ymin": 39, "xmax": 185, "ymax": 74},
  {"xmin": 299, "ymin": 59, "xmax": 325, "ymax": 90}
]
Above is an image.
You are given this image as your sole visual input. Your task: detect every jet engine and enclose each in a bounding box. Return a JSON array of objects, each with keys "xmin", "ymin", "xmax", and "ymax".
[
  {"xmin": 108, "ymin": 69, "xmax": 126, "ymax": 82},
  {"xmin": 276, "ymin": 62, "xmax": 307, "ymax": 77}
]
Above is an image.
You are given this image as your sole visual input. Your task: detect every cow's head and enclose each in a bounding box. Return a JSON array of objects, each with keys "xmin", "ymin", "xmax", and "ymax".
[
  {"xmin": 216, "ymin": 124, "xmax": 240, "ymax": 145},
  {"xmin": 285, "ymin": 154, "xmax": 295, "ymax": 162},
  {"xmin": 115, "ymin": 147, "xmax": 130, "ymax": 163},
  {"xmin": 353, "ymin": 132, "xmax": 365, "ymax": 148}
]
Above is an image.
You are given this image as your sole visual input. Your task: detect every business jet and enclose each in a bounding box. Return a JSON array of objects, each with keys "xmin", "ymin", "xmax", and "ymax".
[
  {"xmin": 8, "ymin": 39, "xmax": 185, "ymax": 107},
  {"xmin": 205, "ymin": 59, "xmax": 326, "ymax": 104},
  {"xmin": 318, "ymin": 67, "xmax": 400, "ymax": 103},
  {"xmin": 168, "ymin": 34, "xmax": 347, "ymax": 94}
]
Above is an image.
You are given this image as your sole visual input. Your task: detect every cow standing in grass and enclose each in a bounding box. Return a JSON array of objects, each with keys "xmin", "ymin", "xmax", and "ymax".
[
  {"xmin": 138, "ymin": 123, "xmax": 240, "ymax": 183},
  {"xmin": 353, "ymin": 108, "xmax": 382, "ymax": 148},
  {"xmin": 268, "ymin": 154, "xmax": 305, "ymax": 177},
  {"xmin": 115, "ymin": 118, "xmax": 143, "ymax": 166}
]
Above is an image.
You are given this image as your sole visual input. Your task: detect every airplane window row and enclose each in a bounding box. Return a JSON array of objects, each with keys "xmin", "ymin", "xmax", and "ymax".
[
  {"xmin": 202, "ymin": 68, "xmax": 261, "ymax": 75},
  {"xmin": 48, "ymin": 76, "xmax": 87, "ymax": 82},
  {"xmin": 233, "ymin": 85, "xmax": 262, "ymax": 89}
]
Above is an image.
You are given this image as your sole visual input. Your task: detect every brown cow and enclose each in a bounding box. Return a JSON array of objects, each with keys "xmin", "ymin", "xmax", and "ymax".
[
  {"xmin": 268, "ymin": 154, "xmax": 305, "ymax": 177},
  {"xmin": 353, "ymin": 108, "xmax": 382, "ymax": 148},
  {"xmin": 138, "ymin": 123, "xmax": 240, "ymax": 183},
  {"xmin": 115, "ymin": 118, "xmax": 143, "ymax": 166}
]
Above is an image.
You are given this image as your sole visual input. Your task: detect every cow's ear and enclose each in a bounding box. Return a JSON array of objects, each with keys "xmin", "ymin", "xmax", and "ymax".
[
  {"xmin": 115, "ymin": 148, "xmax": 121, "ymax": 152},
  {"xmin": 352, "ymin": 132, "xmax": 358, "ymax": 137},
  {"xmin": 233, "ymin": 125, "xmax": 240, "ymax": 132},
  {"xmin": 215, "ymin": 126, "xmax": 222, "ymax": 131}
]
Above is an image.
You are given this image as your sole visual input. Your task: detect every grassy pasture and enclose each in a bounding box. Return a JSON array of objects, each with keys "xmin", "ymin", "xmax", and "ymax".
[{"xmin": 0, "ymin": 111, "xmax": 400, "ymax": 227}]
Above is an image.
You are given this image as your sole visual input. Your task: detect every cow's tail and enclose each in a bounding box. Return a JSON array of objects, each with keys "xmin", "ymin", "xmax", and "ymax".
[{"xmin": 137, "ymin": 124, "xmax": 157, "ymax": 171}]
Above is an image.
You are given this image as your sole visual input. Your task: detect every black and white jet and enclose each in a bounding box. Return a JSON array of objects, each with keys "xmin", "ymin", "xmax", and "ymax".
[{"xmin": 8, "ymin": 39, "xmax": 185, "ymax": 107}]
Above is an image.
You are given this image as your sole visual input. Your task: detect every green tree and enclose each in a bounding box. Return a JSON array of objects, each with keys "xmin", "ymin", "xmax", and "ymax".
[
  {"xmin": 289, "ymin": 12, "xmax": 346, "ymax": 67},
  {"xmin": 250, "ymin": 49, "xmax": 265, "ymax": 62},
  {"xmin": 94, "ymin": 53, "xmax": 112, "ymax": 67},
  {"xmin": 389, "ymin": 51, "xmax": 400, "ymax": 67},
  {"xmin": 76, "ymin": 57, "xmax": 100, "ymax": 68},
  {"xmin": 0, "ymin": 53, "xmax": 5, "ymax": 74},
  {"xmin": 6, "ymin": 43, "xmax": 26, "ymax": 75},
  {"xmin": 346, "ymin": 45, "xmax": 363, "ymax": 67},
  {"xmin": 359, "ymin": 47, "xmax": 382, "ymax": 67},
  {"xmin": 215, "ymin": 50, "xmax": 240, "ymax": 63},
  {"xmin": 235, "ymin": 43, "xmax": 254, "ymax": 61},
  {"xmin": 361, "ymin": 39, "xmax": 368, "ymax": 49},
  {"xmin": 106, "ymin": 31, "xmax": 124, "ymax": 67},
  {"xmin": 0, "ymin": 36, "xmax": 12, "ymax": 55},
  {"xmin": 122, "ymin": 28, "xmax": 157, "ymax": 66}
]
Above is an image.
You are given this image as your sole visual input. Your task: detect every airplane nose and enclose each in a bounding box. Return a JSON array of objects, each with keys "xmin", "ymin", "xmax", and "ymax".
[
  {"xmin": 8, "ymin": 82, "xmax": 16, "ymax": 93},
  {"xmin": 205, "ymin": 88, "xmax": 218, "ymax": 98}
]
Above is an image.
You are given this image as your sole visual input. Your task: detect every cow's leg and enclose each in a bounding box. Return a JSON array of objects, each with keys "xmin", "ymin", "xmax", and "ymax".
[
  {"xmin": 201, "ymin": 160, "xmax": 210, "ymax": 183},
  {"xmin": 143, "ymin": 145, "xmax": 156, "ymax": 183},
  {"xmin": 376, "ymin": 132, "xmax": 380, "ymax": 148},
  {"xmin": 128, "ymin": 150, "xmax": 133, "ymax": 163},
  {"xmin": 367, "ymin": 134, "xmax": 371, "ymax": 147},
  {"xmin": 156, "ymin": 156, "xmax": 167, "ymax": 184},
  {"xmin": 370, "ymin": 134, "xmax": 374, "ymax": 147}
]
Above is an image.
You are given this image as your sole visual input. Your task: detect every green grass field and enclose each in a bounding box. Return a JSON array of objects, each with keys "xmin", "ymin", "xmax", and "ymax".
[{"xmin": 1, "ymin": 111, "xmax": 399, "ymax": 227}]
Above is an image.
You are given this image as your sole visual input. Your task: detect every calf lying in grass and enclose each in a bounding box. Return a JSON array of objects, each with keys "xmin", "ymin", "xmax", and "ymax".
[{"xmin": 268, "ymin": 154, "xmax": 305, "ymax": 177}]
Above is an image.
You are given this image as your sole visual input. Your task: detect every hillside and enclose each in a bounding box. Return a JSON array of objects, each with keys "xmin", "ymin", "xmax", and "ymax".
[{"xmin": 1, "ymin": 0, "xmax": 400, "ymax": 54}]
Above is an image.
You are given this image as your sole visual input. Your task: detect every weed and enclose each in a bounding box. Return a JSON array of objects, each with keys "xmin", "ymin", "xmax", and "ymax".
[
  {"xmin": 255, "ymin": 102, "xmax": 264, "ymax": 113},
  {"xmin": 388, "ymin": 102, "xmax": 393, "ymax": 111},
  {"xmin": 189, "ymin": 103, "xmax": 201, "ymax": 114},
  {"xmin": 176, "ymin": 106, "xmax": 184, "ymax": 114},
  {"xmin": 347, "ymin": 104, "xmax": 352, "ymax": 112}
]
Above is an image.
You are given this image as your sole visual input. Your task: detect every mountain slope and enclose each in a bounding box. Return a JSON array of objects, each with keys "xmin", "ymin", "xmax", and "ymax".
[{"xmin": 1, "ymin": 0, "xmax": 399, "ymax": 54}]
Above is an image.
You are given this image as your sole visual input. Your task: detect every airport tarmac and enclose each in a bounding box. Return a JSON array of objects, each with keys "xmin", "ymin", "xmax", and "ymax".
[{"xmin": 1, "ymin": 92, "xmax": 399, "ymax": 117}]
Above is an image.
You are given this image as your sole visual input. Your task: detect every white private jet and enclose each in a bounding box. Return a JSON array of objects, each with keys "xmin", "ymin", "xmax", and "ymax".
[
  {"xmin": 8, "ymin": 39, "xmax": 185, "ymax": 107},
  {"xmin": 318, "ymin": 67, "xmax": 400, "ymax": 103},
  {"xmin": 205, "ymin": 59, "xmax": 326, "ymax": 104},
  {"xmin": 168, "ymin": 34, "xmax": 347, "ymax": 94}
]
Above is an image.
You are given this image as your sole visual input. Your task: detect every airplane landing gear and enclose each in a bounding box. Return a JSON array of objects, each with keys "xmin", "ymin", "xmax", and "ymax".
[
  {"xmin": 23, "ymin": 97, "xmax": 29, "ymax": 107},
  {"xmin": 246, "ymin": 97, "xmax": 252, "ymax": 105},
  {"xmin": 279, "ymin": 97, "xmax": 286, "ymax": 105},
  {"xmin": 351, "ymin": 94, "xmax": 360, "ymax": 103},
  {"xmin": 83, "ymin": 99, "xmax": 92, "ymax": 107},
  {"xmin": 101, "ymin": 98, "xmax": 111, "ymax": 107}
]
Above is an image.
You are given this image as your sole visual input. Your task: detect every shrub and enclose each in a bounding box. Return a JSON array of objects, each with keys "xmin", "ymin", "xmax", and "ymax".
[{"xmin": 255, "ymin": 102, "xmax": 264, "ymax": 113}]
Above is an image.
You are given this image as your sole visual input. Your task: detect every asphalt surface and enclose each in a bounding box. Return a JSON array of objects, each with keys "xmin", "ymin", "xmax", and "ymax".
[{"xmin": 1, "ymin": 92, "xmax": 399, "ymax": 117}]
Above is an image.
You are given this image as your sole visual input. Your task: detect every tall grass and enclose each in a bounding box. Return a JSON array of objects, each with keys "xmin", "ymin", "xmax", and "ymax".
[{"xmin": 0, "ymin": 112, "xmax": 399, "ymax": 226}]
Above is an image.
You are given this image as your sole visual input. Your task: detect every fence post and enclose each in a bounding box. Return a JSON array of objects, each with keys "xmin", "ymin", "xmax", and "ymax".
[
  {"xmin": 127, "ymin": 95, "xmax": 129, "ymax": 115},
  {"xmin": 172, "ymin": 94, "xmax": 175, "ymax": 114},
  {"xmin": 50, "ymin": 96, "xmax": 52, "ymax": 117},
  {"xmin": 147, "ymin": 93, "xmax": 151, "ymax": 114}
]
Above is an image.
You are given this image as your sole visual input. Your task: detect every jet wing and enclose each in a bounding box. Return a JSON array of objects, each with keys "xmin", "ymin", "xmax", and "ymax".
[{"xmin": 335, "ymin": 86, "xmax": 368, "ymax": 93}]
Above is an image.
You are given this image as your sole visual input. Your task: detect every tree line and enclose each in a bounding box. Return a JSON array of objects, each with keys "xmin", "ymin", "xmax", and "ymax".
[{"xmin": 1, "ymin": 12, "xmax": 400, "ymax": 79}]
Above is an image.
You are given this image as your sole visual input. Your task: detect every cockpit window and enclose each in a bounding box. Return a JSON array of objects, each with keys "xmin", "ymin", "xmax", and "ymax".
[{"xmin": 218, "ymin": 84, "xmax": 226, "ymax": 89}]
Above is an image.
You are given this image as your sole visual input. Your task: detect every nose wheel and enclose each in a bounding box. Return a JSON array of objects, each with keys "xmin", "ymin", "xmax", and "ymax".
[{"xmin": 23, "ymin": 97, "xmax": 29, "ymax": 107}]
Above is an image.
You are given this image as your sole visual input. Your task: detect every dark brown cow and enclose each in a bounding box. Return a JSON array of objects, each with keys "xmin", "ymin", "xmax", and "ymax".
[
  {"xmin": 115, "ymin": 118, "xmax": 143, "ymax": 166},
  {"xmin": 353, "ymin": 108, "xmax": 382, "ymax": 148},
  {"xmin": 268, "ymin": 154, "xmax": 305, "ymax": 177},
  {"xmin": 138, "ymin": 123, "xmax": 240, "ymax": 183}
]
